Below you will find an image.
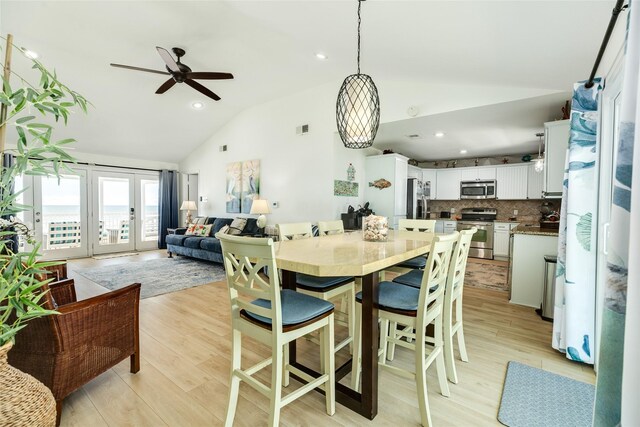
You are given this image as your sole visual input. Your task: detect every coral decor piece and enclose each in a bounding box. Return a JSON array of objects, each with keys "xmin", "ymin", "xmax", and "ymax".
[{"xmin": 363, "ymin": 215, "xmax": 388, "ymax": 242}]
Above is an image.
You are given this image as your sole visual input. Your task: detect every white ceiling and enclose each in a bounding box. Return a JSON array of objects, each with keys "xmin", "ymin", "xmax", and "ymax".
[
  {"xmin": 374, "ymin": 92, "xmax": 572, "ymax": 161},
  {"xmin": 0, "ymin": 1, "xmax": 612, "ymax": 163}
]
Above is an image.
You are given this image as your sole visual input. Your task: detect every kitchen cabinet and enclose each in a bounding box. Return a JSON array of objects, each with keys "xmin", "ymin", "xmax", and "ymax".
[
  {"xmin": 435, "ymin": 220, "xmax": 457, "ymax": 234},
  {"xmin": 496, "ymin": 165, "xmax": 528, "ymax": 200},
  {"xmin": 510, "ymin": 232, "xmax": 558, "ymax": 307},
  {"xmin": 435, "ymin": 169, "xmax": 461, "ymax": 200},
  {"xmin": 422, "ymin": 169, "xmax": 437, "ymax": 199},
  {"xmin": 543, "ymin": 120, "xmax": 570, "ymax": 198},
  {"xmin": 408, "ymin": 165, "xmax": 422, "ymax": 179},
  {"xmin": 527, "ymin": 163, "xmax": 544, "ymax": 199},
  {"xmin": 494, "ymin": 222, "xmax": 518, "ymax": 259},
  {"xmin": 365, "ymin": 153, "xmax": 409, "ymax": 229},
  {"xmin": 460, "ymin": 167, "xmax": 496, "ymax": 181}
]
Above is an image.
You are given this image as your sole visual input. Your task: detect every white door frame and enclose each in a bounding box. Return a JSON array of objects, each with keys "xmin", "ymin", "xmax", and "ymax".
[{"xmin": 134, "ymin": 173, "xmax": 160, "ymax": 251}]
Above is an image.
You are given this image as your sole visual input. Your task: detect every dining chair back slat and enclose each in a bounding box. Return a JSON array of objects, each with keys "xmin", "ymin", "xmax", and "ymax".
[
  {"xmin": 318, "ymin": 220, "xmax": 345, "ymax": 236},
  {"xmin": 398, "ymin": 219, "xmax": 437, "ymax": 233},
  {"xmin": 277, "ymin": 222, "xmax": 314, "ymax": 241}
]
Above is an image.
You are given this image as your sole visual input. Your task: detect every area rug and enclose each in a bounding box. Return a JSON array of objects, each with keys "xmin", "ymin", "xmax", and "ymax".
[
  {"xmin": 498, "ymin": 361, "xmax": 595, "ymax": 427},
  {"xmin": 465, "ymin": 260, "xmax": 508, "ymax": 292},
  {"xmin": 74, "ymin": 257, "xmax": 227, "ymax": 299}
]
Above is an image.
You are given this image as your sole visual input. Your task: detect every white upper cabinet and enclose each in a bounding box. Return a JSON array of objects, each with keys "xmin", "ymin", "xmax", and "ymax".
[
  {"xmin": 422, "ymin": 169, "xmax": 437, "ymax": 199},
  {"xmin": 527, "ymin": 163, "xmax": 544, "ymax": 199},
  {"xmin": 460, "ymin": 167, "xmax": 496, "ymax": 181},
  {"xmin": 496, "ymin": 165, "xmax": 528, "ymax": 200},
  {"xmin": 407, "ymin": 165, "xmax": 422, "ymax": 179},
  {"xmin": 543, "ymin": 120, "xmax": 570, "ymax": 198},
  {"xmin": 436, "ymin": 169, "xmax": 461, "ymax": 200}
]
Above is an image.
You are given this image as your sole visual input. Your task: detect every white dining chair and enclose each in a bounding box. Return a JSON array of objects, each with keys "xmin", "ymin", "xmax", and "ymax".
[
  {"xmin": 393, "ymin": 219, "xmax": 437, "ymax": 270},
  {"xmin": 391, "ymin": 228, "xmax": 476, "ymax": 383},
  {"xmin": 317, "ymin": 220, "xmax": 345, "ymax": 236},
  {"xmin": 351, "ymin": 232, "xmax": 457, "ymax": 427},
  {"xmin": 277, "ymin": 222, "xmax": 356, "ymax": 354},
  {"xmin": 217, "ymin": 233, "xmax": 336, "ymax": 427}
]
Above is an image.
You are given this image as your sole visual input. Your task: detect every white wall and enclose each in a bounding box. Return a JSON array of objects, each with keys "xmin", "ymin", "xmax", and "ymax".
[
  {"xmin": 71, "ymin": 150, "xmax": 178, "ymax": 171},
  {"xmin": 180, "ymin": 79, "xmax": 559, "ymax": 224}
]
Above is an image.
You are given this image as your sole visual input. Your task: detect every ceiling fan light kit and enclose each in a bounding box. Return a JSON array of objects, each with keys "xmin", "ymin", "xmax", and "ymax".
[
  {"xmin": 336, "ymin": 0, "xmax": 380, "ymax": 150},
  {"xmin": 110, "ymin": 46, "xmax": 234, "ymax": 101}
]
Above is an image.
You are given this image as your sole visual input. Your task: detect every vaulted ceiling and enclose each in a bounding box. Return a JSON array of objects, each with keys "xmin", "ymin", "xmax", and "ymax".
[{"xmin": 0, "ymin": 1, "xmax": 612, "ymax": 162}]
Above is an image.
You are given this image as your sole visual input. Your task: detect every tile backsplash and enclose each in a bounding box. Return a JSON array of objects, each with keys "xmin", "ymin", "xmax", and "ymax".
[{"xmin": 428, "ymin": 199, "xmax": 561, "ymax": 223}]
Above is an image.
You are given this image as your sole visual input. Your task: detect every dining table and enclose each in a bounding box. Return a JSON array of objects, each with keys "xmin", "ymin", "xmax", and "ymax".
[{"xmin": 273, "ymin": 229, "xmax": 434, "ymax": 420}]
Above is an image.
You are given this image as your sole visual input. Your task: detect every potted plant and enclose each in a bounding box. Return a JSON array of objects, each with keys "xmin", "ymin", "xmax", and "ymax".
[{"xmin": 0, "ymin": 34, "xmax": 88, "ymax": 426}]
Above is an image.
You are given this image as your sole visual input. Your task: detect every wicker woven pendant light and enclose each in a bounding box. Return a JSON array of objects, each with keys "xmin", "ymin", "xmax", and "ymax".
[{"xmin": 336, "ymin": 0, "xmax": 380, "ymax": 149}]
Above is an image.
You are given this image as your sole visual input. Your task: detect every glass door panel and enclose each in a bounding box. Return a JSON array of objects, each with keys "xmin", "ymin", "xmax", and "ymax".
[
  {"xmin": 33, "ymin": 171, "xmax": 88, "ymax": 259},
  {"xmin": 136, "ymin": 175, "xmax": 159, "ymax": 250},
  {"xmin": 92, "ymin": 172, "xmax": 134, "ymax": 254}
]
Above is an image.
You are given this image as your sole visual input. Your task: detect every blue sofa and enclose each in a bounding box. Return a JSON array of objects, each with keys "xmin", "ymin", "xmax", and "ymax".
[{"xmin": 166, "ymin": 217, "xmax": 261, "ymax": 264}]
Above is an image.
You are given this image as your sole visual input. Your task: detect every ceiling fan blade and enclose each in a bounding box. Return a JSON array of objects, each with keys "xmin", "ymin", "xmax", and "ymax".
[
  {"xmin": 155, "ymin": 78, "xmax": 177, "ymax": 94},
  {"xmin": 185, "ymin": 72, "xmax": 234, "ymax": 80},
  {"xmin": 156, "ymin": 46, "xmax": 180, "ymax": 73},
  {"xmin": 185, "ymin": 79, "xmax": 221, "ymax": 101},
  {"xmin": 110, "ymin": 63, "xmax": 169, "ymax": 75}
]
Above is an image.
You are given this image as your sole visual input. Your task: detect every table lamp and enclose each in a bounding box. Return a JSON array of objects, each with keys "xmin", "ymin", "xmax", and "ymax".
[
  {"xmin": 250, "ymin": 199, "xmax": 270, "ymax": 228},
  {"xmin": 180, "ymin": 200, "xmax": 197, "ymax": 226}
]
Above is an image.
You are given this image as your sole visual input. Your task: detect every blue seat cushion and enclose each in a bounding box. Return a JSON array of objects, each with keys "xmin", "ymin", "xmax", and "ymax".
[
  {"xmin": 200, "ymin": 238, "xmax": 221, "ymax": 252},
  {"xmin": 296, "ymin": 273, "xmax": 353, "ymax": 291},
  {"xmin": 397, "ymin": 256, "xmax": 427, "ymax": 269},
  {"xmin": 184, "ymin": 236, "xmax": 206, "ymax": 249},
  {"xmin": 244, "ymin": 289, "xmax": 334, "ymax": 326},
  {"xmin": 166, "ymin": 234, "xmax": 190, "ymax": 246},
  {"xmin": 392, "ymin": 269, "xmax": 424, "ymax": 289},
  {"xmin": 356, "ymin": 281, "xmax": 420, "ymax": 312}
]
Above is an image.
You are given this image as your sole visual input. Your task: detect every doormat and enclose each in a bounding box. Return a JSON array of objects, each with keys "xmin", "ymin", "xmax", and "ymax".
[
  {"xmin": 75, "ymin": 257, "xmax": 227, "ymax": 299},
  {"xmin": 92, "ymin": 252, "xmax": 139, "ymax": 260},
  {"xmin": 498, "ymin": 361, "xmax": 594, "ymax": 427}
]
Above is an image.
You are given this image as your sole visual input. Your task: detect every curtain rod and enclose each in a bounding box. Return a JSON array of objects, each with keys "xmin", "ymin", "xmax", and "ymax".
[
  {"xmin": 62, "ymin": 160, "xmax": 162, "ymax": 173},
  {"xmin": 585, "ymin": 0, "xmax": 629, "ymax": 88}
]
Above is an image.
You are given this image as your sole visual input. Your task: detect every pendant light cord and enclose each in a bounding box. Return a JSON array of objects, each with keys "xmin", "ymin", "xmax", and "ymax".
[{"xmin": 357, "ymin": 0, "xmax": 362, "ymax": 74}]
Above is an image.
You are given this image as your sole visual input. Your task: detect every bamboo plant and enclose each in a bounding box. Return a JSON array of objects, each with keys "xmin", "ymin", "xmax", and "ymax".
[{"xmin": 0, "ymin": 34, "xmax": 88, "ymax": 346}]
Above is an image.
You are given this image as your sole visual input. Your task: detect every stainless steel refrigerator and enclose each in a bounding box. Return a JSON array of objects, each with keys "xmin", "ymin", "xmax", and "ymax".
[{"xmin": 407, "ymin": 178, "xmax": 429, "ymax": 219}]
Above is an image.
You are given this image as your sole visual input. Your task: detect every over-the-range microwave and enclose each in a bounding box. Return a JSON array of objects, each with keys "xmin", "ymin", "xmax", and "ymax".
[{"xmin": 460, "ymin": 180, "xmax": 496, "ymax": 199}]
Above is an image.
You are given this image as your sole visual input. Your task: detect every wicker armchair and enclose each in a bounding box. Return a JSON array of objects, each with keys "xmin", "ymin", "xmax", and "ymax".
[{"xmin": 9, "ymin": 278, "xmax": 141, "ymax": 426}]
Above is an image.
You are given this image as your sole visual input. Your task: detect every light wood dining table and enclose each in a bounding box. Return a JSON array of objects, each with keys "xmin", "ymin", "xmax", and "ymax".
[{"xmin": 274, "ymin": 229, "xmax": 434, "ymax": 420}]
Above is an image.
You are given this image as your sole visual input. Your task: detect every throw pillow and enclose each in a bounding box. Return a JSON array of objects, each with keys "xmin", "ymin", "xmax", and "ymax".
[
  {"xmin": 185, "ymin": 224, "xmax": 198, "ymax": 235},
  {"xmin": 194, "ymin": 224, "xmax": 213, "ymax": 237},
  {"xmin": 227, "ymin": 217, "xmax": 247, "ymax": 236},
  {"xmin": 218, "ymin": 224, "xmax": 230, "ymax": 235}
]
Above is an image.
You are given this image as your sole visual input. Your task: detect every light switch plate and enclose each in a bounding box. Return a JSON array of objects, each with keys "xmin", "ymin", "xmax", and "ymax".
[
  {"xmin": 272, "ymin": 201, "xmax": 279, "ymax": 209},
  {"xmin": 513, "ymin": 209, "xmax": 518, "ymax": 216}
]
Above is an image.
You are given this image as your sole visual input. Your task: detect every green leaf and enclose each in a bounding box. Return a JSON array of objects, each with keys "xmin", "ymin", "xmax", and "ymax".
[
  {"xmin": 575, "ymin": 212, "xmax": 592, "ymax": 252},
  {"xmin": 15, "ymin": 115, "xmax": 36, "ymax": 124}
]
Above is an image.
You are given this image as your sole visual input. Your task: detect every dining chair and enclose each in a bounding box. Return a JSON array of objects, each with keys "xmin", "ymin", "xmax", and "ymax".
[
  {"xmin": 277, "ymin": 222, "xmax": 356, "ymax": 354},
  {"xmin": 351, "ymin": 232, "xmax": 457, "ymax": 427},
  {"xmin": 217, "ymin": 233, "xmax": 336, "ymax": 427},
  {"xmin": 317, "ymin": 220, "xmax": 345, "ymax": 236},
  {"xmin": 391, "ymin": 228, "xmax": 476, "ymax": 383},
  {"xmin": 393, "ymin": 219, "xmax": 436, "ymax": 269}
]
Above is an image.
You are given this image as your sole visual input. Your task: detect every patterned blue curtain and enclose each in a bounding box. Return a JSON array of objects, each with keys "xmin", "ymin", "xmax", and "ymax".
[
  {"xmin": 552, "ymin": 80, "xmax": 602, "ymax": 364},
  {"xmin": 158, "ymin": 170, "xmax": 179, "ymax": 249},
  {"xmin": 594, "ymin": 2, "xmax": 638, "ymax": 424}
]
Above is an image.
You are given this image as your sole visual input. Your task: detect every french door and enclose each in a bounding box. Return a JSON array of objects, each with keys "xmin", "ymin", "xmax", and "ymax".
[
  {"xmin": 91, "ymin": 170, "xmax": 160, "ymax": 255},
  {"xmin": 31, "ymin": 169, "xmax": 90, "ymax": 259}
]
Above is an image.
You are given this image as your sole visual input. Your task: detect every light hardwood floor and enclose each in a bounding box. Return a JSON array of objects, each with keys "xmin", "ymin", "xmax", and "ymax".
[{"xmin": 60, "ymin": 250, "xmax": 595, "ymax": 426}]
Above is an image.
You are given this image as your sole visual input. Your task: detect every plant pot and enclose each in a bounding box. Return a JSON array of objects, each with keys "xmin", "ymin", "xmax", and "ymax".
[{"xmin": 0, "ymin": 342, "xmax": 57, "ymax": 426}]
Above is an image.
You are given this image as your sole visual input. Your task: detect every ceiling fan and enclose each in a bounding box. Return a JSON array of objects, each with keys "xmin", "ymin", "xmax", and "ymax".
[{"xmin": 110, "ymin": 47, "xmax": 234, "ymax": 101}]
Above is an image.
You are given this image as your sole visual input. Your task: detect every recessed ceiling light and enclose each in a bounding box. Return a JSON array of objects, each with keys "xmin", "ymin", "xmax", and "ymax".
[
  {"xmin": 23, "ymin": 49, "xmax": 38, "ymax": 59},
  {"xmin": 315, "ymin": 52, "xmax": 328, "ymax": 60},
  {"xmin": 434, "ymin": 132, "xmax": 445, "ymax": 138},
  {"xmin": 460, "ymin": 149, "xmax": 468, "ymax": 154},
  {"xmin": 191, "ymin": 101, "xmax": 205, "ymax": 110}
]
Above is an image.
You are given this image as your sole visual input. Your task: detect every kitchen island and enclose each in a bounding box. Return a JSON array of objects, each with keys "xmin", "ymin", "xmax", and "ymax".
[{"xmin": 509, "ymin": 225, "xmax": 559, "ymax": 308}]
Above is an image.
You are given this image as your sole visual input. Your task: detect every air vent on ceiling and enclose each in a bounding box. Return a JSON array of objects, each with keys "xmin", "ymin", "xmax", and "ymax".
[{"xmin": 406, "ymin": 134, "xmax": 421, "ymax": 139}]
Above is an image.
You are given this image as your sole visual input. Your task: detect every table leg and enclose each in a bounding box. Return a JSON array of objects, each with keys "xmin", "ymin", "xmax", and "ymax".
[
  {"xmin": 360, "ymin": 272, "xmax": 379, "ymax": 419},
  {"xmin": 281, "ymin": 269, "xmax": 297, "ymax": 364}
]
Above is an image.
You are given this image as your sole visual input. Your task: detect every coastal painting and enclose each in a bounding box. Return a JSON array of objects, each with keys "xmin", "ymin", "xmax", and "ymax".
[
  {"xmin": 240, "ymin": 159, "xmax": 261, "ymax": 213},
  {"xmin": 334, "ymin": 180, "xmax": 358, "ymax": 197},
  {"xmin": 225, "ymin": 162, "xmax": 242, "ymax": 213}
]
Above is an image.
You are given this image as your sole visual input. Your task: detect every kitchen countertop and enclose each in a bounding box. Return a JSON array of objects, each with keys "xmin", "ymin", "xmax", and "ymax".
[{"xmin": 511, "ymin": 224, "xmax": 559, "ymax": 236}]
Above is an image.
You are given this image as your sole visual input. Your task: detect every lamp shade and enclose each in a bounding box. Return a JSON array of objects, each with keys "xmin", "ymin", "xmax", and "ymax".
[
  {"xmin": 250, "ymin": 199, "xmax": 270, "ymax": 215},
  {"xmin": 180, "ymin": 200, "xmax": 197, "ymax": 211}
]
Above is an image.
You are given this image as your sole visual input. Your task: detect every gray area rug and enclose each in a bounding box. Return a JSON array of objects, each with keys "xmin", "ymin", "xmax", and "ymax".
[
  {"xmin": 498, "ymin": 361, "xmax": 595, "ymax": 427},
  {"xmin": 74, "ymin": 257, "xmax": 226, "ymax": 299}
]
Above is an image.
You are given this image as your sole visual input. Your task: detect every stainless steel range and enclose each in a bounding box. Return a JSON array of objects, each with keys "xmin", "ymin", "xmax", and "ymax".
[{"xmin": 457, "ymin": 208, "xmax": 497, "ymax": 259}]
